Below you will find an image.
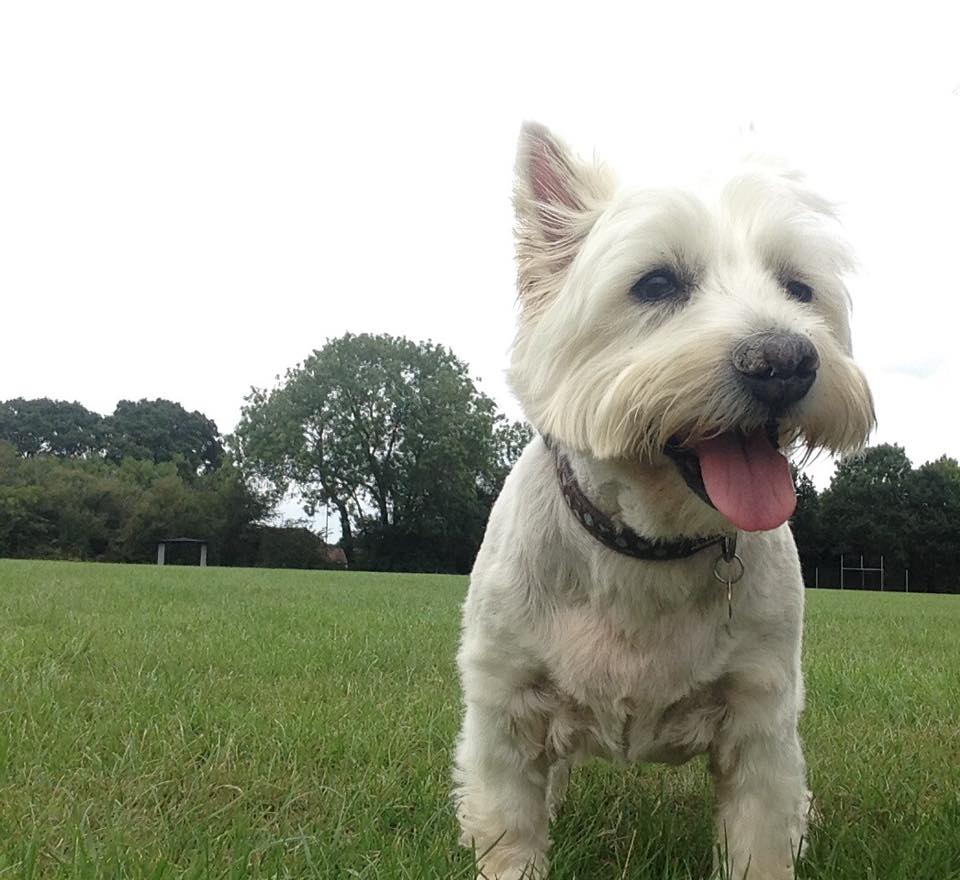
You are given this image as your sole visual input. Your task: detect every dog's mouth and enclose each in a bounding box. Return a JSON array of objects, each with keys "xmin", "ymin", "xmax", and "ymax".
[{"xmin": 664, "ymin": 421, "xmax": 797, "ymax": 532}]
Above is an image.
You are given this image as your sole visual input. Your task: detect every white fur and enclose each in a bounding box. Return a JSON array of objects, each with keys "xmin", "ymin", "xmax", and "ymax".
[{"xmin": 453, "ymin": 123, "xmax": 874, "ymax": 880}]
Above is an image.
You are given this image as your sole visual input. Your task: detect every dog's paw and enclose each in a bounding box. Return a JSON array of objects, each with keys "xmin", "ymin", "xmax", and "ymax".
[
  {"xmin": 546, "ymin": 761, "xmax": 570, "ymax": 821},
  {"xmin": 802, "ymin": 787, "xmax": 820, "ymax": 828},
  {"xmin": 476, "ymin": 851, "xmax": 548, "ymax": 880},
  {"xmin": 476, "ymin": 867, "xmax": 545, "ymax": 880}
]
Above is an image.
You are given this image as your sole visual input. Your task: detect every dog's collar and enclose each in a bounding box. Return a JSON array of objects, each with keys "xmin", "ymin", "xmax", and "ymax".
[{"xmin": 546, "ymin": 437, "xmax": 729, "ymax": 562}]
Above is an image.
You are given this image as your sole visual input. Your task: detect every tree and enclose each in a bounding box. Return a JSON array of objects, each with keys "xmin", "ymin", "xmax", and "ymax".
[
  {"xmin": 819, "ymin": 444, "xmax": 913, "ymax": 585},
  {"xmin": 789, "ymin": 469, "xmax": 823, "ymax": 586},
  {"xmin": 233, "ymin": 333, "xmax": 523, "ymax": 571},
  {"xmin": 0, "ymin": 398, "xmax": 104, "ymax": 457},
  {"xmin": 903, "ymin": 456, "xmax": 960, "ymax": 593},
  {"xmin": 488, "ymin": 419, "xmax": 535, "ymax": 493},
  {"xmin": 0, "ymin": 443, "xmax": 54, "ymax": 555},
  {"xmin": 105, "ymin": 399, "xmax": 224, "ymax": 476}
]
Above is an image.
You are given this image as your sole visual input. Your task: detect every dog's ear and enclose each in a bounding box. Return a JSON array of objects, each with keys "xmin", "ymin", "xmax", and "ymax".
[{"xmin": 514, "ymin": 122, "xmax": 614, "ymax": 315}]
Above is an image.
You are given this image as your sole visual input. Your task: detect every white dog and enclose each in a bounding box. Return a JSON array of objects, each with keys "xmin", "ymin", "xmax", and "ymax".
[{"xmin": 453, "ymin": 123, "xmax": 874, "ymax": 879}]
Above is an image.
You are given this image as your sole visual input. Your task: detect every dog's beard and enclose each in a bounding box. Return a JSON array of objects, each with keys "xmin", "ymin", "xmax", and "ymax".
[
  {"xmin": 665, "ymin": 421, "xmax": 796, "ymax": 532},
  {"xmin": 514, "ymin": 321, "xmax": 874, "ymax": 533}
]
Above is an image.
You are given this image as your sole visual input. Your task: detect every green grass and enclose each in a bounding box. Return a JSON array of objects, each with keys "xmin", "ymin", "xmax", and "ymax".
[{"xmin": 1, "ymin": 560, "xmax": 958, "ymax": 879}]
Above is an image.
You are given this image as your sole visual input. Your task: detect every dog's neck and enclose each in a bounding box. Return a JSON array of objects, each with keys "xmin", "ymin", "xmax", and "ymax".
[{"xmin": 546, "ymin": 437, "xmax": 734, "ymax": 548}]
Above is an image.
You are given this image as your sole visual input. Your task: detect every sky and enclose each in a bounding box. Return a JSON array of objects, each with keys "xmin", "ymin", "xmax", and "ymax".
[{"xmin": 2, "ymin": 2, "xmax": 959, "ymax": 517}]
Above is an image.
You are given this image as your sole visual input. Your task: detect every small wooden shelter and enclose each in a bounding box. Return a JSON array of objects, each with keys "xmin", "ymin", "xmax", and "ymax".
[{"xmin": 157, "ymin": 537, "xmax": 208, "ymax": 567}]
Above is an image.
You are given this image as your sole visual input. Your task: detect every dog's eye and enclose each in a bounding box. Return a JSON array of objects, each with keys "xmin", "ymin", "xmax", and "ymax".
[
  {"xmin": 785, "ymin": 280, "xmax": 814, "ymax": 303},
  {"xmin": 630, "ymin": 270, "xmax": 682, "ymax": 302}
]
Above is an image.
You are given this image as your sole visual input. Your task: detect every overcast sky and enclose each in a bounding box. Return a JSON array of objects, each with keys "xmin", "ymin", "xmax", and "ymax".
[{"xmin": 2, "ymin": 2, "xmax": 959, "ymax": 503}]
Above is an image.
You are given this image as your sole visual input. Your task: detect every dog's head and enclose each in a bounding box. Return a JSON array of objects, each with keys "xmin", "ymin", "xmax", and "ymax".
[{"xmin": 508, "ymin": 122, "xmax": 875, "ymax": 533}]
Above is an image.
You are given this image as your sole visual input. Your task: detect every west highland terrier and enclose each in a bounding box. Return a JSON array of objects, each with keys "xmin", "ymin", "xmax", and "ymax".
[{"xmin": 453, "ymin": 123, "xmax": 875, "ymax": 879}]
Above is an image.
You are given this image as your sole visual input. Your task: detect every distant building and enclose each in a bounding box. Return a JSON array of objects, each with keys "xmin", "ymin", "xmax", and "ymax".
[{"xmin": 325, "ymin": 546, "xmax": 348, "ymax": 567}]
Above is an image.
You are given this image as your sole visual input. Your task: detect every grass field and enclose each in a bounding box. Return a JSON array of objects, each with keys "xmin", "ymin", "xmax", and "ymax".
[{"xmin": 1, "ymin": 560, "xmax": 959, "ymax": 880}]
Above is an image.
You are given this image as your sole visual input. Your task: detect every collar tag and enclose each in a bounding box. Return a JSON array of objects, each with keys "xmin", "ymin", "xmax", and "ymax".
[{"xmin": 713, "ymin": 534, "xmax": 745, "ymax": 619}]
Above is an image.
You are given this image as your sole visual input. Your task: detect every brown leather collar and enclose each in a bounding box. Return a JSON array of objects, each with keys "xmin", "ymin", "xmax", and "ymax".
[{"xmin": 547, "ymin": 438, "xmax": 727, "ymax": 561}]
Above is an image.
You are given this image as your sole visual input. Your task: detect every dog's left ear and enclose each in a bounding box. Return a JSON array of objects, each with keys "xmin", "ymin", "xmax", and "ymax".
[{"xmin": 514, "ymin": 122, "xmax": 614, "ymax": 314}]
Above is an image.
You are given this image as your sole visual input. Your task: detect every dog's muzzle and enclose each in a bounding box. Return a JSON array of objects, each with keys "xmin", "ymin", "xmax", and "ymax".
[{"xmin": 732, "ymin": 332, "xmax": 819, "ymax": 413}]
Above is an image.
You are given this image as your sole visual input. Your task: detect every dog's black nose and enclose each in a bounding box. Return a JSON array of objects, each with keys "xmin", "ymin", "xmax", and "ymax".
[{"xmin": 732, "ymin": 332, "xmax": 820, "ymax": 411}]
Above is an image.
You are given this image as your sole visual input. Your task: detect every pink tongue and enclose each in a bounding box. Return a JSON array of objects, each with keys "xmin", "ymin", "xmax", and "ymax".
[{"xmin": 695, "ymin": 430, "xmax": 796, "ymax": 532}]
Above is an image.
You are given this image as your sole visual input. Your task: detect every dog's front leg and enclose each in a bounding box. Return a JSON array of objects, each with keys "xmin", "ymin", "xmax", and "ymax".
[
  {"xmin": 453, "ymin": 698, "xmax": 551, "ymax": 879},
  {"xmin": 710, "ymin": 717, "xmax": 811, "ymax": 880}
]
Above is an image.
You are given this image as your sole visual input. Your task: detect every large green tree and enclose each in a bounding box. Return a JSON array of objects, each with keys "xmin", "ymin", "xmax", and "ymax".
[
  {"xmin": 105, "ymin": 399, "xmax": 224, "ymax": 476},
  {"xmin": 233, "ymin": 333, "xmax": 530, "ymax": 571}
]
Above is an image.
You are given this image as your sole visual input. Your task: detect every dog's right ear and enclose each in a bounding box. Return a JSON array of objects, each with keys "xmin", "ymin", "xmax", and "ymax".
[{"xmin": 514, "ymin": 122, "xmax": 614, "ymax": 314}]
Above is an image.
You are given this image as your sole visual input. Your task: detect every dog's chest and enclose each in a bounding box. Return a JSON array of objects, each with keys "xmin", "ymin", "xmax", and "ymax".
[{"xmin": 540, "ymin": 604, "xmax": 731, "ymax": 764}]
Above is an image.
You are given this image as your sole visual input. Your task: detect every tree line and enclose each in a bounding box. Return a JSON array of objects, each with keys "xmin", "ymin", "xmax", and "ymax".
[
  {"xmin": 0, "ymin": 398, "xmax": 332, "ymax": 568},
  {"xmin": 0, "ymin": 335, "xmax": 530, "ymax": 573},
  {"xmin": 792, "ymin": 444, "xmax": 960, "ymax": 593},
  {"xmin": 2, "ymin": 334, "xmax": 958, "ymax": 589},
  {"xmin": 0, "ymin": 397, "xmax": 224, "ymax": 474}
]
